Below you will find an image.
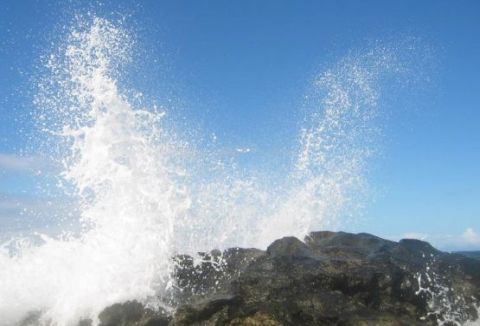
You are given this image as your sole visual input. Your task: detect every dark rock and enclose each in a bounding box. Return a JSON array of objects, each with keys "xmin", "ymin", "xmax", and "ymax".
[
  {"xmin": 98, "ymin": 301, "xmax": 170, "ymax": 326},
  {"xmin": 267, "ymin": 236, "xmax": 314, "ymax": 258},
  {"xmin": 172, "ymin": 247, "xmax": 264, "ymax": 306},
  {"xmin": 97, "ymin": 232, "xmax": 480, "ymax": 325},
  {"xmin": 18, "ymin": 311, "xmax": 42, "ymax": 326}
]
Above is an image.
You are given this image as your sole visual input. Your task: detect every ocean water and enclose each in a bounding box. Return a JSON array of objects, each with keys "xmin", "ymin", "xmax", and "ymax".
[{"xmin": 0, "ymin": 16, "xmax": 476, "ymax": 326}]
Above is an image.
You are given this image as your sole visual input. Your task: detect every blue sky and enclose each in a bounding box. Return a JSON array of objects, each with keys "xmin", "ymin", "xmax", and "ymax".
[{"xmin": 0, "ymin": 0, "xmax": 479, "ymax": 250}]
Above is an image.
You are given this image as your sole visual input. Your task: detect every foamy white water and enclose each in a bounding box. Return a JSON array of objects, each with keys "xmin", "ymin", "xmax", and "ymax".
[
  {"xmin": 0, "ymin": 18, "xmax": 189, "ymax": 325},
  {"xmin": 0, "ymin": 16, "xmax": 414, "ymax": 325}
]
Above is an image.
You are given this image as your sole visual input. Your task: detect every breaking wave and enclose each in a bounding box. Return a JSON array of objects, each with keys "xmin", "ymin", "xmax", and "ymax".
[{"xmin": 0, "ymin": 16, "xmax": 409, "ymax": 325}]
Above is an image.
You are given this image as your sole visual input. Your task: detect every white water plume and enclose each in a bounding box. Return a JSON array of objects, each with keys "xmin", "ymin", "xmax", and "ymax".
[
  {"xmin": 0, "ymin": 16, "xmax": 408, "ymax": 326},
  {"xmin": 0, "ymin": 17, "xmax": 189, "ymax": 325}
]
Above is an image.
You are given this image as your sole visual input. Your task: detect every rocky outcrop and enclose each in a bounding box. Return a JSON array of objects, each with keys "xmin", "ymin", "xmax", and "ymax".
[{"xmin": 97, "ymin": 232, "xmax": 480, "ymax": 326}]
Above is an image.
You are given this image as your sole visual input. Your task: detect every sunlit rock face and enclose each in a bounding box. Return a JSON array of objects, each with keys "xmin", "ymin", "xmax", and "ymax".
[{"xmin": 83, "ymin": 231, "xmax": 480, "ymax": 326}]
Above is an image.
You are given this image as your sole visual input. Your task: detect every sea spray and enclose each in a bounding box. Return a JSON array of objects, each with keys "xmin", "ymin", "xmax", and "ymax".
[
  {"xmin": 0, "ymin": 16, "xmax": 422, "ymax": 325},
  {"xmin": 0, "ymin": 17, "xmax": 190, "ymax": 325},
  {"xmin": 252, "ymin": 48, "xmax": 400, "ymax": 248},
  {"xmin": 172, "ymin": 47, "xmax": 403, "ymax": 252},
  {"xmin": 416, "ymin": 255, "xmax": 480, "ymax": 325}
]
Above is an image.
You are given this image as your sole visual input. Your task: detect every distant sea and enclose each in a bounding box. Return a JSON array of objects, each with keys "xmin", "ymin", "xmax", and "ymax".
[{"xmin": 456, "ymin": 251, "xmax": 480, "ymax": 260}]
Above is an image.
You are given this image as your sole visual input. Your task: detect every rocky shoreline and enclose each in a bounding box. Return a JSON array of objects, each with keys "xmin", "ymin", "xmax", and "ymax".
[{"xmin": 22, "ymin": 231, "xmax": 480, "ymax": 326}]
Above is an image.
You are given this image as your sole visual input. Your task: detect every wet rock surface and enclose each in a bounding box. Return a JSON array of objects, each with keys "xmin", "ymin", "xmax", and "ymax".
[{"xmin": 97, "ymin": 232, "xmax": 480, "ymax": 325}]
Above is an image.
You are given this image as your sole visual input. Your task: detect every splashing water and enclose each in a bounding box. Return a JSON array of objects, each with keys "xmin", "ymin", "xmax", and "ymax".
[
  {"xmin": 0, "ymin": 16, "xmax": 407, "ymax": 325},
  {"xmin": 0, "ymin": 17, "xmax": 189, "ymax": 325},
  {"xmin": 415, "ymin": 255, "xmax": 480, "ymax": 325},
  {"xmin": 416, "ymin": 258, "xmax": 474, "ymax": 325},
  {"xmin": 176, "ymin": 47, "xmax": 400, "ymax": 251}
]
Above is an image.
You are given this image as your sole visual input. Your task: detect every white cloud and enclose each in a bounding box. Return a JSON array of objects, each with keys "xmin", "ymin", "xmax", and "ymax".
[
  {"xmin": 0, "ymin": 153, "xmax": 54, "ymax": 174},
  {"xmin": 0, "ymin": 192, "xmax": 78, "ymax": 235},
  {"xmin": 0, "ymin": 193, "xmax": 52, "ymax": 211},
  {"xmin": 0, "ymin": 153, "xmax": 34, "ymax": 171},
  {"xmin": 461, "ymin": 227, "xmax": 480, "ymax": 245}
]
